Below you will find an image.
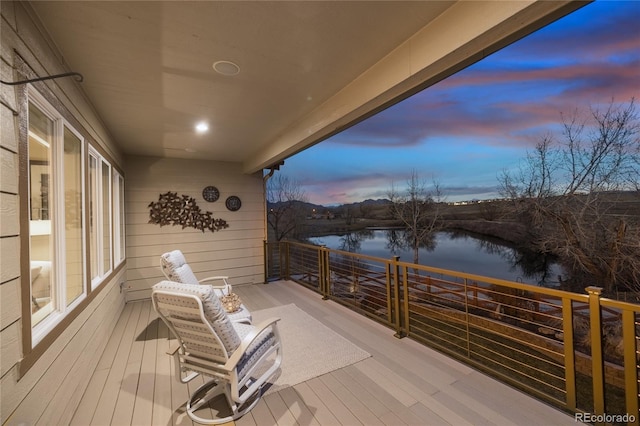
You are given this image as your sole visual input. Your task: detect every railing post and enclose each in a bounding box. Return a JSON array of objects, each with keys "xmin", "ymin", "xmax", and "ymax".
[
  {"xmin": 621, "ymin": 309, "xmax": 639, "ymax": 424},
  {"xmin": 402, "ymin": 268, "xmax": 410, "ymax": 337},
  {"xmin": 472, "ymin": 281, "xmax": 478, "ymax": 307},
  {"xmin": 586, "ymin": 286, "xmax": 605, "ymax": 424},
  {"xmin": 561, "ymin": 298, "xmax": 577, "ymax": 411},
  {"xmin": 463, "ymin": 278, "xmax": 471, "ymax": 358},
  {"xmin": 325, "ymin": 247, "xmax": 331, "ymax": 297},
  {"xmin": 282, "ymin": 241, "xmax": 290, "ymax": 281},
  {"xmin": 385, "ymin": 260, "xmax": 393, "ymax": 325},
  {"xmin": 320, "ymin": 245, "xmax": 330, "ymax": 299},
  {"xmin": 317, "ymin": 245, "xmax": 324, "ymax": 296},
  {"xmin": 391, "ymin": 256, "xmax": 404, "ymax": 338},
  {"xmin": 263, "ymin": 240, "xmax": 269, "ymax": 283}
]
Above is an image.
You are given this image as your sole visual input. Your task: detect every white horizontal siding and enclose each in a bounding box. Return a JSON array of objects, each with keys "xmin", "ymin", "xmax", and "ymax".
[
  {"xmin": 0, "ymin": 2, "xmax": 126, "ymax": 424},
  {"xmin": 124, "ymin": 155, "xmax": 266, "ymax": 301}
]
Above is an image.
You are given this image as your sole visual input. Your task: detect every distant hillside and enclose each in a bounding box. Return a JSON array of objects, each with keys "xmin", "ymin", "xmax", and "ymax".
[
  {"xmin": 328, "ymin": 199, "xmax": 393, "ymax": 220},
  {"xmin": 268, "ymin": 198, "xmax": 393, "ymax": 217},
  {"xmin": 267, "ymin": 200, "xmax": 324, "ymax": 212}
]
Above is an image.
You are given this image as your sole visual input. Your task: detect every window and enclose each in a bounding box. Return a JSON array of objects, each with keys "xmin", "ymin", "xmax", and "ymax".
[
  {"xmin": 89, "ymin": 148, "xmax": 112, "ymax": 288},
  {"xmin": 21, "ymin": 85, "xmax": 126, "ymax": 369},
  {"xmin": 113, "ymin": 171, "xmax": 125, "ymax": 266},
  {"xmin": 28, "ymin": 90, "xmax": 86, "ymax": 344}
]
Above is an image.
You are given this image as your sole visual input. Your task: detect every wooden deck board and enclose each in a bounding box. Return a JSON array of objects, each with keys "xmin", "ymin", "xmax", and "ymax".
[
  {"xmin": 112, "ymin": 301, "xmax": 152, "ymax": 425},
  {"xmin": 277, "ymin": 386, "xmax": 321, "ymax": 426},
  {"xmin": 152, "ymin": 316, "xmax": 174, "ymax": 426},
  {"xmin": 243, "ymin": 397, "xmax": 276, "ymax": 426},
  {"xmin": 340, "ymin": 364, "xmax": 424, "ymax": 425},
  {"xmin": 70, "ymin": 368, "xmax": 110, "ymax": 426},
  {"xmin": 91, "ymin": 301, "xmax": 143, "ymax": 425},
  {"xmin": 71, "ymin": 280, "xmax": 578, "ymax": 425},
  {"xmin": 305, "ymin": 376, "xmax": 362, "ymax": 425},
  {"xmin": 353, "ymin": 358, "xmax": 428, "ymax": 406},
  {"xmin": 319, "ymin": 372, "xmax": 384, "ymax": 425},
  {"xmin": 131, "ymin": 308, "xmax": 159, "ymax": 425},
  {"xmin": 290, "ymin": 381, "xmax": 341, "ymax": 425},
  {"xmin": 263, "ymin": 392, "xmax": 299, "ymax": 425},
  {"xmin": 331, "ymin": 367, "xmax": 389, "ymax": 419}
]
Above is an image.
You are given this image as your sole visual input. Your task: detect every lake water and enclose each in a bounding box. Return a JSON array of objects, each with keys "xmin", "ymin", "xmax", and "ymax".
[{"xmin": 309, "ymin": 229, "xmax": 564, "ymax": 287}]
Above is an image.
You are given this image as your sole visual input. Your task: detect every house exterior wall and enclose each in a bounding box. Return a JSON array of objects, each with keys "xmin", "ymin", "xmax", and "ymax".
[
  {"xmin": 124, "ymin": 155, "xmax": 266, "ymax": 301},
  {"xmin": 1, "ymin": 2, "xmax": 125, "ymax": 424}
]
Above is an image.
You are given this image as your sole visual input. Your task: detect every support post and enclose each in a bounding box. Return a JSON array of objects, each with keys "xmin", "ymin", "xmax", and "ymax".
[
  {"xmin": 562, "ymin": 298, "xmax": 577, "ymax": 411},
  {"xmin": 586, "ymin": 286, "xmax": 605, "ymax": 425},
  {"xmin": 392, "ymin": 256, "xmax": 404, "ymax": 338}
]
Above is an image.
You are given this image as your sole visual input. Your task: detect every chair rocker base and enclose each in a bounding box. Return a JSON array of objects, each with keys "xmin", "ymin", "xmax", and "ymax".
[{"xmin": 187, "ymin": 379, "xmax": 262, "ymax": 425}]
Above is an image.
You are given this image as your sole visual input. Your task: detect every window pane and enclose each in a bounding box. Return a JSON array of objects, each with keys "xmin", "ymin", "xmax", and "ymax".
[
  {"xmin": 64, "ymin": 127, "xmax": 83, "ymax": 305},
  {"xmin": 101, "ymin": 161, "xmax": 111, "ymax": 273},
  {"xmin": 28, "ymin": 102, "xmax": 54, "ymax": 326},
  {"xmin": 89, "ymin": 155, "xmax": 99, "ymax": 280}
]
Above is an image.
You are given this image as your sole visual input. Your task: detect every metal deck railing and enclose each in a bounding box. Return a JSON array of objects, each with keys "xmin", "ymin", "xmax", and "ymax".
[{"xmin": 264, "ymin": 240, "xmax": 640, "ymax": 425}]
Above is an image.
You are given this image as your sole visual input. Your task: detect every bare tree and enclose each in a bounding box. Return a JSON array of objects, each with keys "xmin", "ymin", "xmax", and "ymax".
[
  {"xmin": 359, "ymin": 202, "xmax": 373, "ymax": 219},
  {"xmin": 388, "ymin": 170, "xmax": 443, "ymax": 265},
  {"xmin": 266, "ymin": 174, "xmax": 308, "ymax": 241},
  {"xmin": 499, "ymin": 99, "xmax": 640, "ymax": 294}
]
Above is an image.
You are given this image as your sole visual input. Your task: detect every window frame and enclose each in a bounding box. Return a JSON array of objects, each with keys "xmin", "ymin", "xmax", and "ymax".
[
  {"xmin": 113, "ymin": 170, "xmax": 126, "ymax": 266},
  {"xmin": 88, "ymin": 147, "xmax": 113, "ymax": 289},
  {"xmin": 27, "ymin": 89, "xmax": 88, "ymax": 346},
  {"xmin": 18, "ymin": 81, "xmax": 126, "ymax": 376}
]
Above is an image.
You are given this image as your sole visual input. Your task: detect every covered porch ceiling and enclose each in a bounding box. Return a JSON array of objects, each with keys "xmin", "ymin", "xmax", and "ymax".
[{"xmin": 28, "ymin": 1, "xmax": 587, "ymax": 174}]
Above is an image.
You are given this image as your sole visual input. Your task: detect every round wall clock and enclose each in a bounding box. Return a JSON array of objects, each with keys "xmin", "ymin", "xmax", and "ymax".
[
  {"xmin": 202, "ymin": 186, "xmax": 220, "ymax": 202},
  {"xmin": 225, "ymin": 195, "xmax": 242, "ymax": 211}
]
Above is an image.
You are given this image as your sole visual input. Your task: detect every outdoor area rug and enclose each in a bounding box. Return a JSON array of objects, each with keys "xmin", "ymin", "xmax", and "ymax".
[{"xmin": 251, "ymin": 303, "xmax": 371, "ymax": 394}]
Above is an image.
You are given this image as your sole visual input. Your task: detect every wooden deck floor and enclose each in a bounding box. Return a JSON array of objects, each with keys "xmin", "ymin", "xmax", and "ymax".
[{"xmin": 71, "ymin": 280, "xmax": 578, "ymax": 425}]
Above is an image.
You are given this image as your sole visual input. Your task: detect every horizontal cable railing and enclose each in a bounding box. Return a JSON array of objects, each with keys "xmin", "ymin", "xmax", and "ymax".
[{"xmin": 265, "ymin": 240, "xmax": 640, "ymax": 424}]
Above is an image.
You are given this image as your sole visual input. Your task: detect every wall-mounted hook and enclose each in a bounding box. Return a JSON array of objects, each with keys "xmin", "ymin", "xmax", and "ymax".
[{"xmin": 0, "ymin": 71, "xmax": 83, "ymax": 86}]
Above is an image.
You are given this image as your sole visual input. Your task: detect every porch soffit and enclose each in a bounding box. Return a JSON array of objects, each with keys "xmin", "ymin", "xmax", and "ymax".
[{"xmin": 27, "ymin": 1, "xmax": 587, "ymax": 174}]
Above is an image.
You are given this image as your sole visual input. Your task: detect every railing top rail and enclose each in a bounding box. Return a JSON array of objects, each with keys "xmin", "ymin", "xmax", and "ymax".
[
  {"xmin": 286, "ymin": 240, "xmax": 395, "ymax": 265},
  {"xmin": 275, "ymin": 239, "xmax": 640, "ymax": 308},
  {"xmin": 277, "ymin": 240, "xmax": 320, "ymax": 251},
  {"xmin": 394, "ymin": 259, "xmax": 590, "ymax": 301},
  {"xmin": 326, "ymin": 248, "xmax": 396, "ymax": 265},
  {"xmin": 599, "ymin": 297, "xmax": 640, "ymax": 310}
]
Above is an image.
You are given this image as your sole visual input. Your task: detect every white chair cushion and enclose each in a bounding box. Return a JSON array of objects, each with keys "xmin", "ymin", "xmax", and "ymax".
[
  {"xmin": 153, "ymin": 281, "xmax": 241, "ymax": 354},
  {"xmin": 160, "ymin": 250, "xmax": 199, "ymax": 284},
  {"xmin": 233, "ymin": 322, "xmax": 277, "ymax": 380}
]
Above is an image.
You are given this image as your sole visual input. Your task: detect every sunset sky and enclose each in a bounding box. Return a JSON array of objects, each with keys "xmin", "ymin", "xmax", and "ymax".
[{"xmin": 276, "ymin": 1, "xmax": 640, "ymax": 206}]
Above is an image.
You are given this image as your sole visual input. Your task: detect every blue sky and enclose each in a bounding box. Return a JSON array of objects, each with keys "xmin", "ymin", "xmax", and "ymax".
[{"xmin": 277, "ymin": 1, "xmax": 640, "ymax": 206}]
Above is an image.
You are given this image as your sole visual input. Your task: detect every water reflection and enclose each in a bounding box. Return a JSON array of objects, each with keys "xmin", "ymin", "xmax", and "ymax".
[
  {"xmin": 463, "ymin": 232, "xmax": 561, "ymax": 286},
  {"xmin": 309, "ymin": 229, "xmax": 564, "ymax": 287},
  {"xmin": 384, "ymin": 228, "xmax": 436, "ymax": 256},
  {"xmin": 336, "ymin": 229, "xmax": 374, "ymax": 253}
]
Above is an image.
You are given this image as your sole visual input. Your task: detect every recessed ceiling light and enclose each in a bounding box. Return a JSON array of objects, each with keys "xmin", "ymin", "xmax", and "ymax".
[
  {"xmin": 195, "ymin": 122, "xmax": 209, "ymax": 133},
  {"xmin": 213, "ymin": 60, "xmax": 240, "ymax": 76}
]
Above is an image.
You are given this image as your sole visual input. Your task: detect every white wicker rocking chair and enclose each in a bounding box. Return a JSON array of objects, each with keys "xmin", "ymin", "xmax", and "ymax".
[{"xmin": 152, "ymin": 281, "xmax": 282, "ymax": 424}]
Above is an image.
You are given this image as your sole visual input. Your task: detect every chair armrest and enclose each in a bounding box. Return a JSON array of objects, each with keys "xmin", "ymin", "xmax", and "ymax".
[
  {"xmin": 223, "ymin": 317, "xmax": 281, "ymax": 371},
  {"xmin": 166, "ymin": 341, "xmax": 200, "ymax": 383},
  {"xmin": 167, "ymin": 341, "xmax": 181, "ymax": 356},
  {"xmin": 199, "ymin": 276, "xmax": 232, "ymax": 292}
]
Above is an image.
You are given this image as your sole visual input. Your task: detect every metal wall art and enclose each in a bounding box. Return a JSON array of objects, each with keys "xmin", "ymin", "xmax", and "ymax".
[
  {"xmin": 148, "ymin": 191, "xmax": 229, "ymax": 233},
  {"xmin": 225, "ymin": 195, "xmax": 242, "ymax": 211},
  {"xmin": 202, "ymin": 185, "xmax": 220, "ymax": 202}
]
